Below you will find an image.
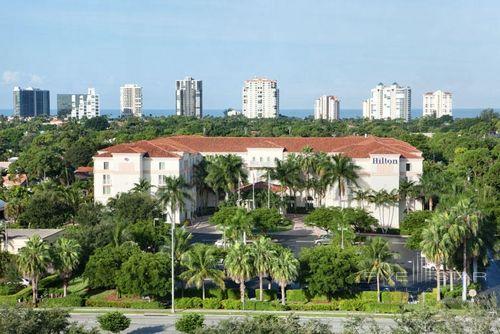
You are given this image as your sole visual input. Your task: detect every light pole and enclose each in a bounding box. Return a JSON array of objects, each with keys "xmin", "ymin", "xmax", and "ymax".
[
  {"xmin": 337, "ymin": 226, "xmax": 348, "ymax": 249},
  {"xmin": 267, "ymin": 170, "xmax": 271, "ymax": 209},
  {"xmin": 252, "ymin": 172, "xmax": 256, "ymax": 210},
  {"xmin": 408, "ymin": 260, "xmax": 414, "ymax": 285},
  {"xmin": 165, "ymin": 211, "xmax": 175, "ymax": 314}
]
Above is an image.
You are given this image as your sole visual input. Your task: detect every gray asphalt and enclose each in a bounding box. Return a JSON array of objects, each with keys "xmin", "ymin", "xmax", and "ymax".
[{"xmin": 70, "ymin": 312, "xmax": 396, "ymax": 333}]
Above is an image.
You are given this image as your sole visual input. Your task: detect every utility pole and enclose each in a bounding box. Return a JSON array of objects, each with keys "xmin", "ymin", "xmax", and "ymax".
[
  {"xmin": 337, "ymin": 226, "xmax": 348, "ymax": 249},
  {"xmin": 267, "ymin": 170, "xmax": 271, "ymax": 209},
  {"xmin": 252, "ymin": 172, "xmax": 256, "ymax": 210}
]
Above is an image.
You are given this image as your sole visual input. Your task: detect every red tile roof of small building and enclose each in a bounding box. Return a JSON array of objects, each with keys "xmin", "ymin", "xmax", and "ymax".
[
  {"xmin": 95, "ymin": 135, "xmax": 422, "ymax": 159},
  {"xmin": 75, "ymin": 166, "xmax": 93, "ymax": 174}
]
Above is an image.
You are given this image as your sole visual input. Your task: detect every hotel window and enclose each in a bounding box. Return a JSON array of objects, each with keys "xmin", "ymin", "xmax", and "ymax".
[
  {"xmin": 158, "ymin": 175, "xmax": 166, "ymax": 186},
  {"xmin": 103, "ymin": 162, "xmax": 109, "ymax": 170},
  {"xmin": 159, "ymin": 162, "xmax": 165, "ymax": 170},
  {"xmin": 103, "ymin": 174, "xmax": 111, "ymax": 185},
  {"xmin": 406, "ymin": 163, "xmax": 411, "ymax": 171},
  {"xmin": 102, "ymin": 174, "xmax": 111, "ymax": 195}
]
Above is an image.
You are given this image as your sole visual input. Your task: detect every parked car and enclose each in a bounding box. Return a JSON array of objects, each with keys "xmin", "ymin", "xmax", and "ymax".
[
  {"xmin": 314, "ymin": 234, "xmax": 332, "ymax": 245},
  {"xmin": 214, "ymin": 239, "xmax": 230, "ymax": 248}
]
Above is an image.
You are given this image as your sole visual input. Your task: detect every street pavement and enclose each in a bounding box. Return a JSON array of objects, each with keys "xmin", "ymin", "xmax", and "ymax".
[{"xmin": 70, "ymin": 312, "xmax": 396, "ymax": 333}]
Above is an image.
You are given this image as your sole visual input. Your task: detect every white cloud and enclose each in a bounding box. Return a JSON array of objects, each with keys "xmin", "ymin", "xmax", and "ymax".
[
  {"xmin": 2, "ymin": 71, "xmax": 20, "ymax": 85},
  {"xmin": 1, "ymin": 71, "xmax": 44, "ymax": 86}
]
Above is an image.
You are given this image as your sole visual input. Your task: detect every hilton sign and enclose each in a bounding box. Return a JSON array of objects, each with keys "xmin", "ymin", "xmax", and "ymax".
[{"xmin": 372, "ymin": 157, "xmax": 398, "ymax": 164}]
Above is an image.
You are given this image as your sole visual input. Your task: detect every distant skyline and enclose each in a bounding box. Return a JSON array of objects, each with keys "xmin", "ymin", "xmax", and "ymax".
[{"xmin": 1, "ymin": 1, "xmax": 500, "ymax": 110}]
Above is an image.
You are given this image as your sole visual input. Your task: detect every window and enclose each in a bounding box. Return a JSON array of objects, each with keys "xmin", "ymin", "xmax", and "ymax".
[
  {"xmin": 103, "ymin": 185, "xmax": 111, "ymax": 195},
  {"xmin": 103, "ymin": 162, "xmax": 109, "ymax": 170},
  {"xmin": 103, "ymin": 174, "xmax": 111, "ymax": 185},
  {"xmin": 158, "ymin": 175, "xmax": 166, "ymax": 186},
  {"xmin": 159, "ymin": 162, "xmax": 165, "ymax": 170},
  {"xmin": 406, "ymin": 163, "xmax": 411, "ymax": 171}
]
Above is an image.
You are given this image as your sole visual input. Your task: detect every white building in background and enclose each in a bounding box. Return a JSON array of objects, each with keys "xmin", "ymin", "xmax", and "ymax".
[
  {"xmin": 93, "ymin": 135, "xmax": 423, "ymax": 228},
  {"xmin": 314, "ymin": 95, "xmax": 340, "ymax": 121},
  {"xmin": 363, "ymin": 83, "xmax": 411, "ymax": 122},
  {"xmin": 120, "ymin": 84, "xmax": 143, "ymax": 117},
  {"xmin": 242, "ymin": 77, "xmax": 279, "ymax": 118},
  {"xmin": 423, "ymin": 90, "xmax": 452, "ymax": 118},
  {"xmin": 71, "ymin": 88, "xmax": 100, "ymax": 119},
  {"xmin": 176, "ymin": 77, "xmax": 202, "ymax": 118}
]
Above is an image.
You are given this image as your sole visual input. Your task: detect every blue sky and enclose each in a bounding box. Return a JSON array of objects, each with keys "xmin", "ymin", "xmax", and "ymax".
[{"xmin": 1, "ymin": 0, "xmax": 499, "ymax": 110}]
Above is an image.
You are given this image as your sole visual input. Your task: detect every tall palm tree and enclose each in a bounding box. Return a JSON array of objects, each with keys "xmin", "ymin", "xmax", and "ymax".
[
  {"xmin": 225, "ymin": 242, "xmax": 254, "ymax": 303},
  {"xmin": 448, "ymin": 198, "xmax": 481, "ymax": 301},
  {"xmin": 369, "ymin": 190, "xmax": 389, "ymax": 232},
  {"xmin": 311, "ymin": 153, "xmax": 334, "ymax": 206},
  {"xmin": 163, "ymin": 227, "xmax": 193, "ymax": 264},
  {"xmin": 398, "ymin": 179, "xmax": 416, "ymax": 213},
  {"xmin": 156, "ymin": 175, "xmax": 192, "ymax": 313},
  {"xmin": 224, "ymin": 209, "xmax": 253, "ymax": 244},
  {"xmin": 353, "ymin": 189, "xmax": 371, "ymax": 210},
  {"xmin": 298, "ymin": 146, "xmax": 316, "ymax": 208},
  {"xmin": 53, "ymin": 237, "xmax": 81, "ymax": 297},
  {"xmin": 180, "ymin": 244, "xmax": 225, "ymax": 300},
  {"xmin": 270, "ymin": 246, "xmax": 299, "ymax": 305},
  {"xmin": 356, "ymin": 237, "xmax": 405, "ymax": 303},
  {"xmin": 331, "ymin": 154, "xmax": 360, "ymax": 208},
  {"xmin": 206, "ymin": 155, "xmax": 248, "ymax": 201},
  {"xmin": 192, "ymin": 159, "xmax": 212, "ymax": 211},
  {"xmin": 17, "ymin": 235, "xmax": 51, "ymax": 305},
  {"xmin": 420, "ymin": 213, "xmax": 451, "ymax": 301},
  {"xmin": 204, "ymin": 157, "xmax": 226, "ymax": 205},
  {"xmin": 132, "ymin": 179, "xmax": 152, "ymax": 193},
  {"xmin": 250, "ymin": 237, "xmax": 276, "ymax": 301}
]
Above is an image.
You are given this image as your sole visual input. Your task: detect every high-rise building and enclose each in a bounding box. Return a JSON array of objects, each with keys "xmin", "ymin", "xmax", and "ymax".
[
  {"xmin": 13, "ymin": 87, "xmax": 50, "ymax": 117},
  {"xmin": 120, "ymin": 84, "xmax": 143, "ymax": 117},
  {"xmin": 314, "ymin": 95, "xmax": 340, "ymax": 121},
  {"xmin": 71, "ymin": 88, "xmax": 100, "ymax": 119},
  {"xmin": 176, "ymin": 77, "xmax": 202, "ymax": 118},
  {"xmin": 362, "ymin": 83, "xmax": 411, "ymax": 121},
  {"xmin": 423, "ymin": 90, "xmax": 452, "ymax": 118},
  {"xmin": 57, "ymin": 94, "xmax": 77, "ymax": 118},
  {"xmin": 242, "ymin": 77, "xmax": 279, "ymax": 119}
]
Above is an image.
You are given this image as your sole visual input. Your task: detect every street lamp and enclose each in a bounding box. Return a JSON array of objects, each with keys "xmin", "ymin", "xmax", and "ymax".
[{"xmin": 337, "ymin": 226, "xmax": 348, "ymax": 249}]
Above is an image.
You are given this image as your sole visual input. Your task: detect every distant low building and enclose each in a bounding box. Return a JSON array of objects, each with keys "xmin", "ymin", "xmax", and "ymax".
[
  {"xmin": 75, "ymin": 166, "xmax": 93, "ymax": 180},
  {"xmin": 225, "ymin": 108, "xmax": 241, "ymax": 117},
  {"xmin": 1, "ymin": 229, "xmax": 64, "ymax": 254}
]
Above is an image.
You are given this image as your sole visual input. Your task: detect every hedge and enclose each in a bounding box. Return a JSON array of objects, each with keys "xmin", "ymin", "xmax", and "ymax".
[
  {"xmin": 39, "ymin": 295, "xmax": 84, "ymax": 308},
  {"xmin": 359, "ymin": 291, "xmax": 379, "ymax": 302},
  {"xmin": 244, "ymin": 301, "xmax": 287, "ymax": 311},
  {"xmin": 226, "ymin": 288, "xmax": 247, "ymax": 300},
  {"xmin": 286, "ymin": 289, "xmax": 308, "ymax": 303},
  {"xmin": 0, "ymin": 284, "xmax": 23, "ymax": 296},
  {"xmin": 381, "ymin": 291, "xmax": 409, "ymax": 304},
  {"xmin": 362, "ymin": 302, "xmax": 402, "ymax": 313},
  {"xmin": 254, "ymin": 289, "xmax": 277, "ymax": 301},
  {"xmin": 85, "ymin": 298, "xmax": 163, "ymax": 309},
  {"xmin": 202, "ymin": 298, "xmax": 221, "ymax": 309},
  {"xmin": 221, "ymin": 299, "xmax": 241, "ymax": 310},
  {"xmin": 338, "ymin": 299, "xmax": 366, "ymax": 311},
  {"xmin": 0, "ymin": 295, "xmax": 19, "ymax": 306},
  {"xmin": 175, "ymin": 297, "xmax": 203, "ymax": 309},
  {"xmin": 310, "ymin": 294, "xmax": 329, "ymax": 303},
  {"xmin": 207, "ymin": 288, "xmax": 226, "ymax": 300}
]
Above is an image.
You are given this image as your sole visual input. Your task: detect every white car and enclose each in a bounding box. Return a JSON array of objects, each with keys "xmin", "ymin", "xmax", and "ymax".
[
  {"xmin": 214, "ymin": 239, "xmax": 230, "ymax": 248},
  {"xmin": 314, "ymin": 235, "xmax": 332, "ymax": 245}
]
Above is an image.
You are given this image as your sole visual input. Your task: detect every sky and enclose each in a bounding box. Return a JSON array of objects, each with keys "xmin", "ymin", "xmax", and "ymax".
[{"xmin": 1, "ymin": 0, "xmax": 500, "ymax": 111}]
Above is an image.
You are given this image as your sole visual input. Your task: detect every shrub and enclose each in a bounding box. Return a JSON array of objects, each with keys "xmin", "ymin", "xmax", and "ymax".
[
  {"xmin": 202, "ymin": 298, "xmax": 221, "ymax": 309},
  {"xmin": 39, "ymin": 295, "xmax": 84, "ymax": 307},
  {"xmin": 176, "ymin": 297, "xmax": 203, "ymax": 309},
  {"xmin": 0, "ymin": 283, "xmax": 22, "ymax": 296},
  {"xmin": 85, "ymin": 293, "xmax": 163, "ymax": 309},
  {"xmin": 182, "ymin": 288, "xmax": 203, "ymax": 298},
  {"xmin": 97, "ymin": 311, "xmax": 131, "ymax": 333},
  {"xmin": 0, "ymin": 295, "xmax": 19, "ymax": 306},
  {"xmin": 287, "ymin": 302, "xmax": 307, "ymax": 310},
  {"xmin": 254, "ymin": 289, "xmax": 277, "ymax": 301},
  {"xmin": 442, "ymin": 297, "xmax": 468, "ymax": 309},
  {"xmin": 381, "ymin": 291, "xmax": 409, "ymax": 304},
  {"xmin": 286, "ymin": 289, "xmax": 308, "ymax": 303},
  {"xmin": 360, "ymin": 291, "xmax": 378, "ymax": 302},
  {"xmin": 301, "ymin": 302, "xmax": 338, "ymax": 311},
  {"xmin": 221, "ymin": 299, "xmax": 241, "ymax": 310},
  {"xmin": 207, "ymin": 288, "xmax": 226, "ymax": 300},
  {"xmin": 338, "ymin": 299, "xmax": 366, "ymax": 311},
  {"xmin": 418, "ymin": 289, "xmax": 438, "ymax": 305},
  {"xmin": 362, "ymin": 302, "xmax": 401, "ymax": 313},
  {"xmin": 310, "ymin": 294, "xmax": 329, "ymax": 303},
  {"xmin": 175, "ymin": 313, "xmax": 204, "ymax": 333},
  {"xmin": 226, "ymin": 288, "xmax": 246, "ymax": 300}
]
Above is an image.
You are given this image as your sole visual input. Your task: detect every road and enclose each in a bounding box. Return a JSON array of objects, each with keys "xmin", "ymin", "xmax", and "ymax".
[{"xmin": 70, "ymin": 312, "xmax": 396, "ymax": 333}]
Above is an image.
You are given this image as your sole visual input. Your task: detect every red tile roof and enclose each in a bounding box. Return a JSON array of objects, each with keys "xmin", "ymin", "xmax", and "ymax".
[
  {"xmin": 95, "ymin": 135, "xmax": 422, "ymax": 159},
  {"xmin": 75, "ymin": 166, "xmax": 93, "ymax": 174}
]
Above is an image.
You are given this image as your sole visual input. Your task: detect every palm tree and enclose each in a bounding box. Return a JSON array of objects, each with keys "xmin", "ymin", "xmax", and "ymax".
[
  {"xmin": 225, "ymin": 242, "xmax": 254, "ymax": 303},
  {"xmin": 53, "ymin": 237, "xmax": 81, "ymax": 297},
  {"xmin": 356, "ymin": 237, "xmax": 405, "ymax": 303},
  {"xmin": 311, "ymin": 153, "xmax": 334, "ymax": 206},
  {"xmin": 205, "ymin": 157, "xmax": 226, "ymax": 205},
  {"xmin": 156, "ymin": 175, "xmax": 192, "ymax": 313},
  {"xmin": 250, "ymin": 237, "xmax": 276, "ymax": 301},
  {"xmin": 206, "ymin": 155, "xmax": 248, "ymax": 201},
  {"xmin": 17, "ymin": 235, "xmax": 51, "ymax": 305},
  {"xmin": 270, "ymin": 246, "xmax": 299, "ymax": 305},
  {"xmin": 369, "ymin": 190, "xmax": 389, "ymax": 232},
  {"xmin": 163, "ymin": 227, "xmax": 193, "ymax": 264},
  {"xmin": 180, "ymin": 244, "xmax": 225, "ymax": 300},
  {"xmin": 192, "ymin": 159, "xmax": 212, "ymax": 211},
  {"xmin": 420, "ymin": 213, "xmax": 451, "ymax": 301},
  {"xmin": 331, "ymin": 154, "xmax": 360, "ymax": 207},
  {"xmin": 298, "ymin": 146, "xmax": 316, "ymax": 208},
  {"xmin": 448, "ymin": 198, "xmax": 481, "ymax": 301},
  {"xmin": 398, "ymin": 179, "xmax": 416, "ymax": 213},
  {"xmin": 223, "ymin": 209, "xmax": 253, "ymax": 244},
  {"xmin": 353, "ymin": 189, "xmax": 371, "ymax": 210},
  {"xmin": 132, "ymin": 179, "xmax": 152, "ymax": 193}
]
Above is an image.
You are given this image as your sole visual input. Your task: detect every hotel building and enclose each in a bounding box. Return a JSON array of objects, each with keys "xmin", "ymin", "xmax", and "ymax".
[
  {"xmin": 314, "ymin": 95, "xmax": 340, "ymax": 121},
  {"xmin": 120, "ymin": 84, "xmax": 143, "ymax": 117},
  {"xmin": 363, "ymin": 83, "xmax": 411, "ymax": 122},
  {"xmin": 176, "ymin": 77, "xmax": 202, "ymax": 118},
  {"xmin": 71, "ymin": 88, "xmax": 100, "ymax": 119},
  {"xmin": 423, "ymin": 90, "xmax": 452, "ymax": 118},
  {"xmin": 13, "ymin": 87, "xmax": 50, "ymax": 117},
  {"xmin": 242, "ymin": 78, "xmax": 279, "ymax": 118},
  {"xmin": 93, "ymin": 135, "xmax": 423, "ymax": 228}
]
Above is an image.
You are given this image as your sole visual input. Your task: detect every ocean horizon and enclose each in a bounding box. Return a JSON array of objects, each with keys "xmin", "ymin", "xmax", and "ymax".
[{"xmin": 0, "ymin": 108, "xmax": 493, "ymax": 119}]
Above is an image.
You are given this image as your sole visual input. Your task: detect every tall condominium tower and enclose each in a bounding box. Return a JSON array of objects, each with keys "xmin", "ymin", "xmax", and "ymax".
[
  {"xmin": 57, "ymin": 94, "xmax": 78, "ymax": 118},
  {"xmin": 423, "ymin": 90, "xmax": 452, "ymax": 118},
  {"xmin": 242, "ymin": 77, "xmax": 279, "ymax": 119},
  {"xmin": 176, "ymin": 77, "xmax": 202, "ymax": 118},
  {"xmin": 120, "ymin": 84, "xmax": 143, "ymax": 117},
  {"xmin": 314, "ymin": 95, "xmax": 340, "ymax": 121},
  {"xmin": 13, "ymin": 87, "xmax": 50, "ymax": 117},
  {"xmin": 71, "ymin": 88, "xmax": 100, "ymax": 119},
  {"xmin": 362, "ymin": 83, "xmax": 411, "ymax": 121}
]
